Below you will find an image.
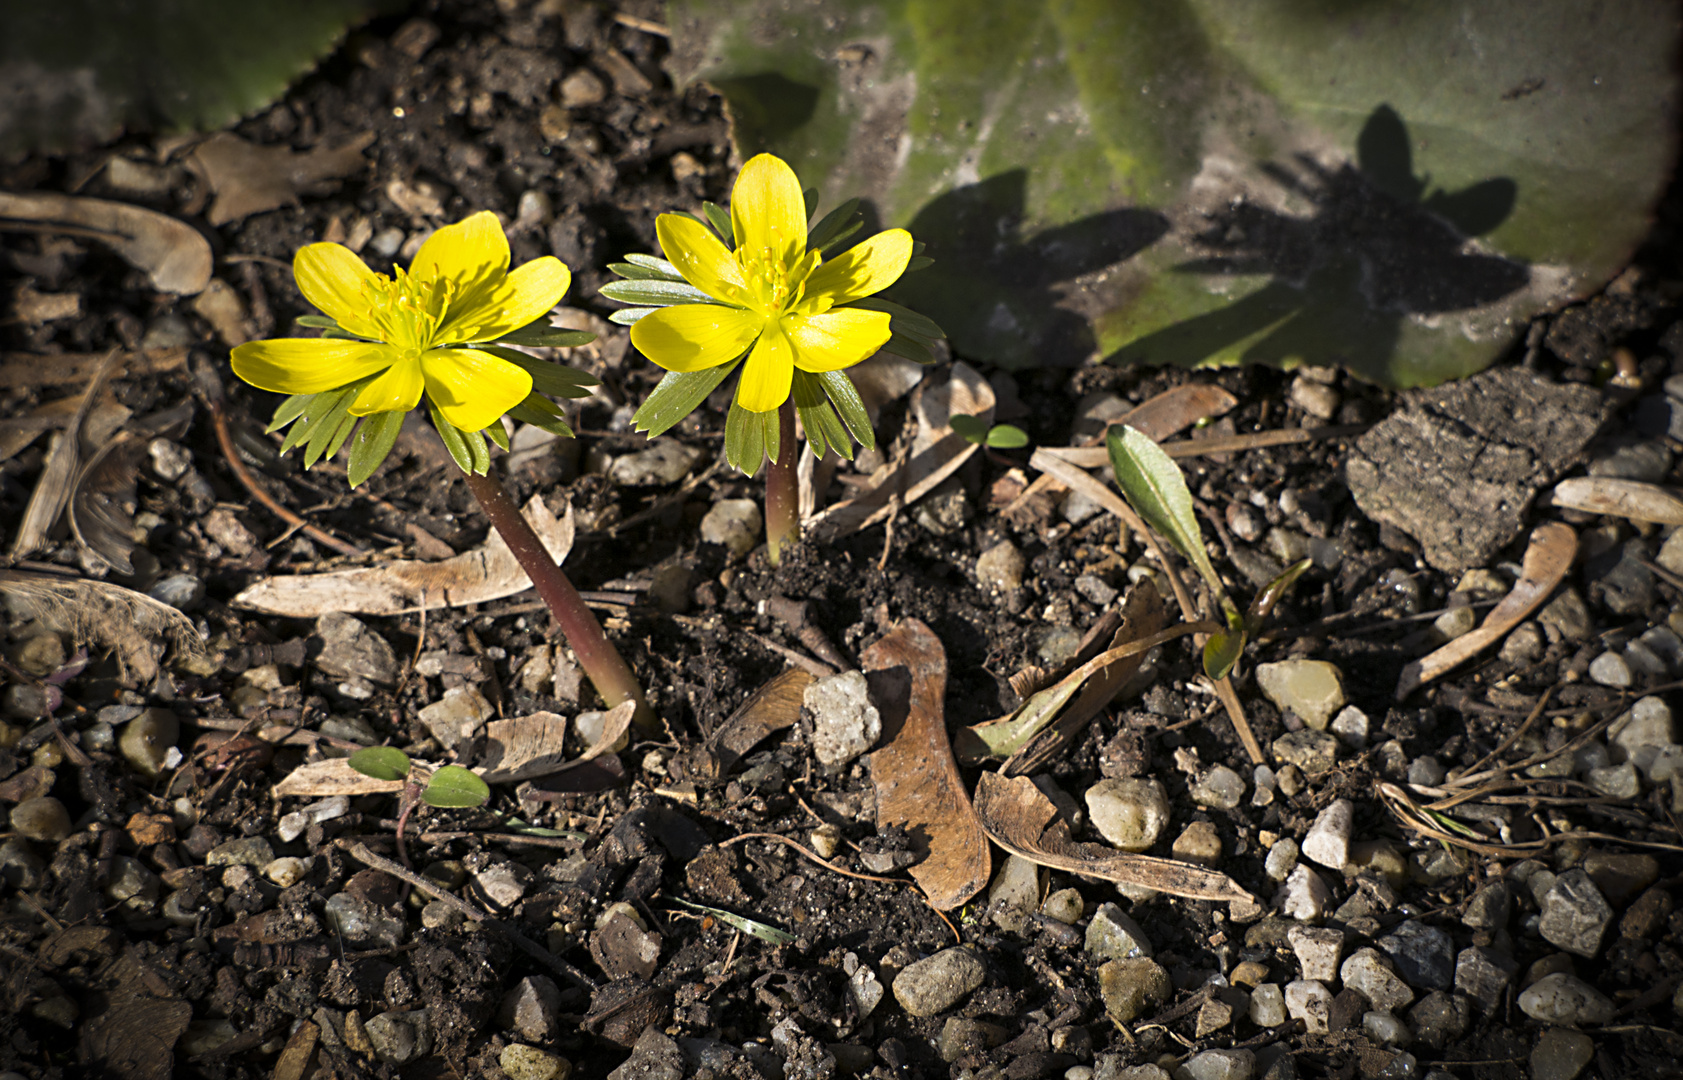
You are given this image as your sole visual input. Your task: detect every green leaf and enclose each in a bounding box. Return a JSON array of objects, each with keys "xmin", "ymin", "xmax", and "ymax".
[
  {"xmin": 279, "ymin": 386, "xmax": 346, "ymax": 453},
  {"xmin": 485, "ymin": 419, "xmax": 511, "ymax": 452},
  {"xmin": 985, "ymin": 423, "xmax": 1029, "ymax": 449},
  {"xmin": 465, "ymin": 425, "xmax": 490, "ymax": 475},
  {"xmin": 322, "ymin": 410, "xmax": 359, "ymax": 464},
  {"xmin": 905, "ymin": 255, "xmax": 935, "ymax": 272},
  {"xmin": 622, "ymin": 253, "xmax": 686, "ymax": 279},
  {"xmin": 948, "ymin": 413, "xmax": 989, "ymax": 444},
  {"xmin": 478, "ymin": 346, "xmax": 600, "ymax": 398},
  {"xmin": 0, "ymin": 0, "xmax": 382, "ymax": 157},
  {"xmin": 807, "ymin": 197, "xmax": 862, "ymax": 251},
  {"xmin": 669, "ymin": 898, "xmax": 796, "ymax": 945},
  {"xmin": 347, "ymin": 746, "xmax": 410, "ymax": 782},
  {"xmin": 817, "ymin": 370, "xmax": 874, "ymax": 450},
  {"xmin": 429, "ymin": 404, "xmax": 474, "ymax": 475},
  {"xmin": 295, "ymin": 314, "xmax": 341, "ymax": 330},
  {"xmin": 1105, "ymin": 424, "xmax": 1224, "ymax": 600},
  {"xmin": 508, "ymin": 395, "xmax": 576, "ymax": 438},
  {"xmin": 1202, "ymin": 628, "xmax": 1245, "ymax": 682},
  {"xmin": 724, "ymin": 401, "xmax": 766, "ymax": 476},
  {"xmin": 1247, "ymin": 557, "xmax": 1313, "ymax": 633},
  {"xmin": 267, "ymin": 393, "xmax": 314, "ymax": 433},
  {"xmin": 793, "ymin": 369, "xmax": 853, "ymax": 461},
  {"xmin": 493, "ymin": 319, "xmax": 597, "ymax": 348},
  {"xmin": 609, "ymin": 308, "xmax": 655, "ymax": 325},
  {"xmin": 847, "ymin": 296, "xmax": 947, "ymax": 344},
  {"xmin": 632, "ymin": 360, "xmax": 741, "ymax": 438},
  {"xmin": 421, "ymin": 765, "xmax": 490, "ymax": 808},
  {"xmin": 302, "ymin": 390, "xmax": 358, "ymax": 469},
  {"xmin": 672, "ymin": 0, "xmax": 1679, "ymax": 387},
  {"xmin": 599, "ymin": 279, "xmax": 719, "ymax": 307},
  {"xmin": 879, "ymin": 333, "xmax": 937, "ymax": 365},
  {"xmin": 346, "ymin": 409, "xmax": 403, "ymax": 487},
  {"xmin": 702, "ymin": 201, "xmax": 735, "ymax": 245}
]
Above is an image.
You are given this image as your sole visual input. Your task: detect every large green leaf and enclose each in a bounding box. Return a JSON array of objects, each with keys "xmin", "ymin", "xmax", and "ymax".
[
  {"xmin": 0, "ymin": 0, "xmax": 385, "ymax": 157},
  {"xmin": 668, "ymin": 0, "xmax": 1678, "ymax": 387}
]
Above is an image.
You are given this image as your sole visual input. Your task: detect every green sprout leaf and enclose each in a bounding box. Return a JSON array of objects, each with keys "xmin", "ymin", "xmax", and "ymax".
[
  {"xmin": 816, "ymin": 370, "xmax": 874, "ymax": 450},
  {"xmin": 493, "ymin": 319, "xmax": 598, "ymax": 349},
  {"xmin": 1105, "ymin": 424, "xmax": 1223, "ymax": 600},
  {"xmin": 669, "ymin": 898, "xmax": 797, "ymax": 945},
  {"xmin": 1248, "ymin": 557, "xmax": 1313, "ymax": 633},
  {"xmin": 724, "ymin": 400, "xmax": 780, "ymax": 475},
  {"xmin": 632, "ymin": 360, "xmax": 742, "ymax": 439},
  {"xmin": 672, "ymin": 0, "xmax": 1679, "ymax": 387},
  {"xmin": 420, "ymin": 765, "xmax": 491, "ymax": 808},
  {"xmin": 1203, "ymin": 628, "xmax": 1246, "ymax": 683},
  {"xmin": 346, "ymin": 409, "xmax": 403, "ymax": 487},
  {"xmin": 347, "ymin": 746, "xmax": 410, "ymax": 782},
  {"xmin": 599, "ymin": 278, "xmax": 716, "ymax": 308},
  {"xmin": 984, "ymin": 424, "xmax": 1029, "ymax": 449},
  {"xmin": 949, "ymin": 413, "xmax": 1029, "ymax": 449}
]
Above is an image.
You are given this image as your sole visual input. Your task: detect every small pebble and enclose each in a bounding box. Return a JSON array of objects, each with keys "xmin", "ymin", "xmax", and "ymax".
[
  {"xmin": 1041, "ymin": 888, "xmax": 1084, "ymax": 925},
  {"xmin": 805, "ymin": 670, "xmax": 881, "ymax": 768},
  {"xmin": 1097, "ymin": 958, "xmax": 1171, "ymax": 1023},
  {"xmin": 1500, "ymin": 622, "xmax": 1547, "ymax": 664},
  {"xmin": 1300, "ymin": 799, "xmax": 1353, "ymax": 870},
  {"xmin": 1588, "ymin": 651, "xmax": 1633, "ymax": 688},
  {"xmin": 893, "ymin": 948, "xmax": 986, "ymax": 1017},
  {"xmin": 1407, "ymin": 755, "xmax": 1446, "ymax": 787},
  {"xmin": 1341, "ymin": 948, "xmax": 1415, "ymax": 1012},
  {"xmin": 1377, "ymin": 921, "xmax": 1454, "ymax": 991},
  {"xmin": 1276, "ymin": 865, "xmax": 1333, "ymax": 921},
  {"xmin": 499, "ymin": 1044, "xmax": 571, "ymax": 1080},
  {"xmin": 699, "ymin": 498, "xmax": 762, "ymax": 557},
  {"xmin": 1329, "ymin": 706, "xmax": 1368, "ymax": 748},
  {"xmin": 1085, "ymin": 778, "xmax": 1170, "ymax": 852},
  {"xmin": 1287, "ymin": 925, "xmax": 1343, "ymax": 981},
  {"xmin": 1086, "ymin": 903, "xmax": 1153, "ymax": 960},
  {"xmin": 1264, "ymin": 838, "xmax": 1300, "ymax": 882},
  {"xmin": 1178, "ymin": 1048, "xmax": 1256, "ymax": 1080},
  {"xmin": 1190, "ymin": 765, "xmax": 1246, "ymax": 810},
  {"xmin": 1255, "ymin": 660, "xmax": 1346, "ymax": 730},
  {"xmin": 1171, "ymin": 821, "xmax": 1222, "ymax": 866},
  {"xmin": 10, "ymin": 797, "xmax": 71, "ymax": 843},
  {"xmin": 1249, "ymin": 983, "xmax": 1286, "ymax": 1027},
  {"xmin": 1517, "ymin": 973, "xmax": 1616, "ymax": 1025},
  {"xmin": 1284, "ymin": 980, "xmax": 1333, "ymax": 1034},
  {"xmin": 976, "ymin": 540, "xmax": 1026, "ymax": 592},
  {"xmin": 1530, "ymin": 1028, "xmax": 1595, "ymax": 1080},
  {"xmin": 1272, "ymin": 732, "xmax": 1338, "ymax": 774},
  {"xmin": 1537, "ymin": 870, "xmax": 1613, "ymax": 958}
]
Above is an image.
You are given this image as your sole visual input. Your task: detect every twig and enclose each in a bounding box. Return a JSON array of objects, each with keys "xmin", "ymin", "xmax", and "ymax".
[
  {"xmin": 739, "ymin": 629, "xmax": 836, "ymax": 677},
  {"xmin": 720, "ymin": 831, "xmax": 906, "ymax": 885},
  {"xmin": 192, "ymin": 360, "xmax": 365, "ymax": 557},
  {"xmin": 612, "ymin": 11, "xmax": 669, "ymax": 35},
  {"xmin": 340, "ymin": 840, "xmax": 597, "ymax": 990}
]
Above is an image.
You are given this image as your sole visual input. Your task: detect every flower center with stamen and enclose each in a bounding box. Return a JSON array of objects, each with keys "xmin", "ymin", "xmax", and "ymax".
[
  {"xmin": 362, "ymin": 267, "xmax": 455, "ymax": 351},
  {"xmin": 737, "ymin": 232, "xmax": 818, "ymax": 318}
]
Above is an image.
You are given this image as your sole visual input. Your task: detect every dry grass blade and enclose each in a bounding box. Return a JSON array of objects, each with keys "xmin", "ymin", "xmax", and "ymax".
[
  {"xmin": 1396, "ymin": 521, "xmax": 1577, "ymax": 698},
  {"xmin": 10, "ymin": 348, "xmax": 123, "ymax": 562},
  {"xmin": 975, "ymin": 772, "xmax": 1256, "ymax": 903},
  {"xmin": 0, "ymin": 569, "xmax": 203, "ymax": 685}
]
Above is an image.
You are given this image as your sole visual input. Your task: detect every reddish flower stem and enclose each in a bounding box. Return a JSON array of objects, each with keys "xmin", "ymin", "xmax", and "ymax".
[
  {"xmin": 460, "ymin": 468, "xmax": 653, "ymax": 731},
  {"xmin": 764, "ymin": 400, "xmax": 800, "ymax": 566}
]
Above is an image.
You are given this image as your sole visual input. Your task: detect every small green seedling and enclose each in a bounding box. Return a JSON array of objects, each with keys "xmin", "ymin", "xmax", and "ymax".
[
  {"xmin": 1105, "ymin": 423, "xmax": 1310, "ymax": 681},
  {"xmin": 669, "ymin": 897, "xmax": 796, "ymax": 945},
  {"xmin": 348, "ymin": 746, "xmax": 490, "ymax": 867},
  {"xmin": 948, "ymin": 412, "xmax": 1029, "ymax": 449}
]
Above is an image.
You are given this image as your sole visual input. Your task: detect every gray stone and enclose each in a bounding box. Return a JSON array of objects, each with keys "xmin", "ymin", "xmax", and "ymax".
[
  {"xmin": 500, "ymin": 1044, "xmax": 571, "ymax": 1080},
  {"xmin": 1178, "ymin": 1048, "xmax": 1256, "ymax": 1080},
  {"xmin": 976, "ymin": 540, "xmax": 1026, "ymax": 592},
  {"xmin": 1588, "ymin": 652, "xmax": 1633, "ymax": 689},
  {"xmin": 1037, "ymin": 625, "xmax": 1084, "ymax": 666},
  {"xmin": 1087, "ymin": 903, "xmax": 1153, "ymax": 960},
  {"xmin": 1378, "ymin": 921, "xmax": 1455, "ymax": 991},
  {"xmin": 1249, "ymin": 984, "xmax": 1287, "ymax": 1027},
  {"xmin": 1097, "ymin": 958, "xmax": 1171, "ymax": 1023},
  {"xmin": 1538, "ymin": 871, "xmax": 1613, "ymax": 958},
  {"xmin": 1581, "ymin": 851, "xmax": 1659, "ymax": 906},
  {"xmin": 1264, "ymin": 838, "xmax": 1299, "ymax": 882},
  {"xmin": 1589, "ymin": 440, "xmax": 1672, "ymax": 482},
  {"xmin": 473, "ymin": 860, "xmax": 532, "ymax": 909},
  {"xmin": 1063, "ymin": 488, "xmax": 1105, "ymax": 525},
  {"xmin": 365, "ymin": 1010, "xmax": 431, "ymax": 1064},
  {"xmin": 148, "ymin": 437, "xmax": 192, "ymax": 480},
  {"xmin": 147, "ymin": 573, "xmax": 205, "ymax": 611},
  {"xmin": 893, "ymin": 948, "xmax": 987, "ymax": 1016},
  {"xmin": 1284, "ymin": 980, "xmax": 1333, "ymax": 1034},
  {"xmin": 1500, "ymin": 622, "xmax": 1547, "ymax": 664},
  {"xmin": 1587, "ymin": 541, "xmax": 1654, "ymax": 617},
  {"xmin": 314, "ymin": 612, "xmax": 399, "ymax": 685},
  {"xmin": 1276, "ymin": 865, "xmax": 1333, "ymax": 922},
  {"xmin": 608, "ymin": 439, "xmax": 702, "ymax": 486},
  {"xmin": 1407, "ymin": 991, "xmax": 1470, "ymax": 1050},
  {"xmin": 913, "ymin": 480, "xmax": 970, "ymax": 535},
  {"xmin": 804, "ymin": 670, "xmax": 881, "ymax": 768},
  {"xmin": 1085, "ymin": 778, "xmax": 1170, "ymax": 852},
  {"xmin": 1290, "ymin": 377, "xmax": 1340, "ymax": 421},
  {"xmin": 1301, "ymin": 799, "xmax": 1353, "ymax": 871},
  {"xmin": 1610, "ymin": 696, "xmax": 1675, "ymax": 767},
  {"xmin": 1272, "ymin": 730, "xmax": 1339, "ymax": 773},
  {"xmin": 607, "ymin": 1029, "xmax": 683, "ymax": 1080},
  {"xmin": 1287, "ymin": 925, "xmax": 1343, "ymax": 982},
  {"xmin": 1345, "ymin": 367, "xmax": 1603, "ymax": 572},
  {"xmin": 499, "ymin": 976, "xmax": 564, "ymax": 1043},
  {"xmin": 1330, "ymin": 706, "xmax": 1369, "ymax": 749},
  {"xmin": 1537, "ymin": 588, "xmax": 1594, "ymax": 642},
  {"xmin": 1408, "ymin": 755, "xmax": 1447, "ymax": 787},
  {"xmin": 938, "ymin": 1017, "xmax": 1007, "ymax": 1063},
  {"xmin": 1517, "ymin": 973, "xmax": 1616, "ymax": 1025},
  {"xmin": 1076, "ymin": 574, "xmax": 1119, "ymax": 607},
  {"xmin": 1530, "ymin": 1029, "xmax": 1595, "ymax": 1080},
  {"xmin": 323, "ymin": 892, "xmax": 405, "ymax": 949},
  {"xmin": 1341, "ymin": 948, "xmax": 1415, "ymax": 1012},
  {"xmin": 417, "ymin": 686, "xmax": 493, "ymax": 749},
  {"xmin": 1255, "ymin": 661, "xmax": 1346, "ymax": 730},
  {"xmin": 1455, "ymin": 947, "xmax": 1517, "ymax": 1011},
  {"xmin": 848, "ymin": 963, "xmax": 884, "ymax": 1018},
  {"xmin": 1041, "ymin": 887, "xmax": 1084, "ymax": 925},
  {"xmin": 1586, "ymin": 761, "xmax": 1639, "ymax": 799},
  {"xmin": 1362, "ymin": 1010, "xmax": 1411, "ymax": 1047},
  {"xmin": 206, "ymin": 837, "xmax": 274, "ymax": 868},
  {"xmin": 699, "ymin": 499, "xmax": 761, "ymax": 557},
  {"xmin": 1461, "ymin": 881, "xmax": 1511, "ymax": 931},
  {"xmin": 986, "ymin": 854, "xmax": 1042, "ymax": 933},
  {"xmin": 1190, "ymin": 765, "xmax": 1246, "ymax": 810}
]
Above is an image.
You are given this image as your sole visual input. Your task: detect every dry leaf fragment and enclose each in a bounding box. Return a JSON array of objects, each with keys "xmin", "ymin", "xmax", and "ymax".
[
  {"xmin": 274, "ymin": 757, "xmax": 405, "ymax": 798},
  {"xmin": 1550, "ymin": 476, "xmax": 1683, "ymax": 525},
  {"xmin": 863, "ymin": 619, "xmax": 991, "ymax": 910},
  {"xmin": 480, "ymin": 700, "xmax": 636, "ymax": 783},
  {"xmin": 188, "ymin": 132, "xmax": 375, "ymax": 227},
  {"xmin": 231, "ymin": 496, "xmax": 574, "ymax": 617},
  {"xmin": 0, "ymin": 570, "xmax": 203, "ymax": 685},
  {"xmin": 0, "ymin": 191, "xmax": 211, "ymax": 294},
  {"xmin": 703, "ymin": 668, "xmax": 813, "ymax": 777},
  {"xmin": 1395, "ymin": 521, "xmax": 1577, "ymax": 699},
  {"xmin": 974, "ymin": 772, "xmax": 1256, "ymax": 904},
  {"xmin": 10, "ymin": 349, "xmax": 123, "ymax": 563},
  {"xmin": 0, "ymin": 348, "xmax": 186, "ymax": 392}
]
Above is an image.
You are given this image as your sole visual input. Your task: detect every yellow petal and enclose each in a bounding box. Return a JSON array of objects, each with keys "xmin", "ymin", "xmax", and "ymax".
[
  {"xmin": 231, "ymin": 338, "xmax": 396, "ymax": 394},
  {"xmin": 443, "ymin": 256, "xmax": 572, "ymax": 342},
  {"xmin": 656, "ymin": 214, "xmax": 749, "ymax": 306},
  {"xmin": 735, "ymin": 319, "xmax": 795, "ymax": 413},
  {"xmin": 803, "ymin": 229, "xmax": 913, "ymax": 306},
  {"xmin": 410, "ymin": 211, "xmax": 510, "ymax": 313},
  {"xmin": 421, "ymin": 348, "xmax": 534, "ymax": 431},
  {"xmin": 293, "ymin": 244, "xmax": 383, "ymax": 339},
  {"xmin": 786, "ymin": 309, "xmax": 893, "ymax": 372},
  {"xmin": 349, "ymin": 356, "xmax": 425, "ymax": 416},
  {"xmin": 730, "ymin": 154, "xmax": 807, "ymax": 266},
  {"xmin": 630, "ymin": 304, "xmax": 764, "ymax": 373}
]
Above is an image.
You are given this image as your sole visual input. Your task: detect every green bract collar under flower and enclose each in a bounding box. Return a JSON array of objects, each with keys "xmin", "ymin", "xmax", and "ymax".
[
  {"xmin": 602, "ymin": 153, "xmax": 944, "ymax": 475},
  {"xmin": 231, "ymin": 211, "xmax": 599, "ymax": 485}
]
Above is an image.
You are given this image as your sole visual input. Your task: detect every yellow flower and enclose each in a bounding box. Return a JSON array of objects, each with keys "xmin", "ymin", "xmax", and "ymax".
[
  {"xmin": 231, "ymin": 211, "xmax": 570, "ymax": 432},
  {"xmin": 629, "ymin": 153, "xmax": 913, "ymax": 413}
]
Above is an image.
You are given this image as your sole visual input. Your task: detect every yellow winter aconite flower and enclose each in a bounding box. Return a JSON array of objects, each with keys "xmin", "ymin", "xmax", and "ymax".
[
  {"xmin": 629, "ymin": 153, "xmax": 913, "ymax": 413},
  {"xmin": 231, "ymin": 211, "xmax": 569, "ymax": 432}
]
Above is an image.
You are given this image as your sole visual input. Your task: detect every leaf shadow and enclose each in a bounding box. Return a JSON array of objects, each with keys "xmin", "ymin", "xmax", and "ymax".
[{"xmin": 1106, "ymin": 103, "xmax": 1530, "ymax": 383}]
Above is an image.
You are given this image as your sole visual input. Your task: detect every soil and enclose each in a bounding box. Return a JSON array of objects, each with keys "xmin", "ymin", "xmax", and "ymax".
[{"xmin": 3, "ymin": 3, "xmax": 1683, "ymax": 1080}]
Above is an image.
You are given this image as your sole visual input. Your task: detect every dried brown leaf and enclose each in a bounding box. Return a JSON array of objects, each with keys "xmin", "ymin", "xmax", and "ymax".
[
  {"xmin": 480, "ymin": 699, "xmax": 637, "ymax": 784},
  {"xmin": 704, "ymin": 668, "xmax": 814, "ymax": 777},
  {"xmin": 863, "ymin": 619, "xmax": 991, "ymax": 910},
  {"xmin": 0, "ymin": 191, "xmax": 211, "ymax": 294},
  {"xmin": 1550, "ymin": 476, "xmax": 1683, "ymax": 524},
  {"xmin": 231, "ymin": 496, "xmax": 573, "ymax": 617},
  {"xmin": 11, "ymin": 349, "xmax": 123, "ymax": 562},
  {"xmin": 0, "ymin": 570, "xmax": 203, "ymax": 685},
  {"xmin": 0, "ymin": 348, "xmax": 186, "ymax": 391},
  {"xmin": 274, "ymin": 757, "xmax": 405, "ymax": 798},
  {"xmin": 188, "ymin": 132, "xmax": 375, "ymax": 227},
  {"xmin": 1396, "ymin": 521, "xmax": 1578, "ymax": 698},
  {"xmin": 974, "ymin": 772, "xmax": 1257, "ymax": 904}
]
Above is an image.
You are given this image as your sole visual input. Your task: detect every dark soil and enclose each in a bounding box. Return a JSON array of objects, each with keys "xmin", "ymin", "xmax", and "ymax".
[{"xmin": 3, "ymin": 3, "xmax": 1682, "ymax": 1080}]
